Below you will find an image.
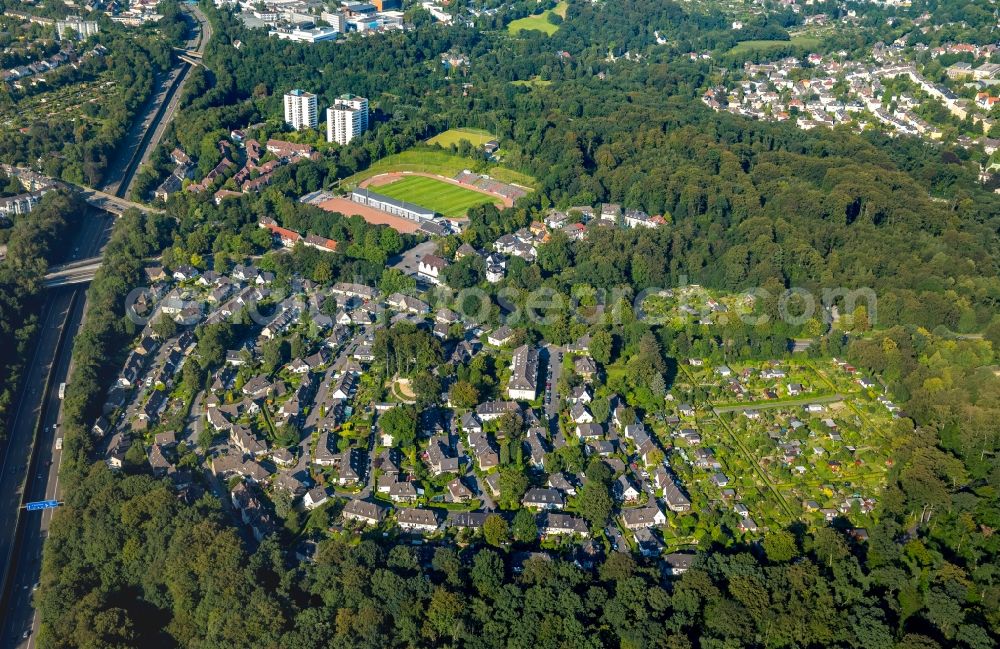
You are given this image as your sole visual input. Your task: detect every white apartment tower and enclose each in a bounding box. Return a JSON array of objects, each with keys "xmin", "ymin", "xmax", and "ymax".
[
  {"xmin": 56, "ymin": 17, "xmax": 99, "ymax": 40},
  {"xmin": 326, "ymin": 95, "xmax": 369, "ymax": 145},
  {"xmin": 283, "ymin": 89, "xmax": 318, "ymax": 130}
]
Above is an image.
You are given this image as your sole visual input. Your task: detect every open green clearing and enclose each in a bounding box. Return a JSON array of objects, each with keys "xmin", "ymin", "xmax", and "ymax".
[
  {"xmin": 511, "ymin": 77, "xmax": 554, "ymax": 88},
  {"xmin": 728, "ymin": 36, "xmax": 823, "ymax": 57},
  {"xmin": 375, "ymin": 175, "xmax": 496, "ymax": 218},
  {"xmin": 339, "ymin": 148, "xmax": 537, "ymax": 190},
  {"xmin": 507, "ymin": 1, "xmax": 568, "ymax": 36},
  {"xmin": 426, "ymin": 127, "xmax": 496, "ymax": 148}
]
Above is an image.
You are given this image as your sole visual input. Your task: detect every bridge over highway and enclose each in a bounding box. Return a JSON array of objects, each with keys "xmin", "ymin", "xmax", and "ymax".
[
  {"xmin": 42, "ymin": 258, "xmax": 103, "ymax": 287},
  {"xmin": 173, "ymin": 46, "xmax": 202, "ymax": 59},
  {"xmin": 173, "ymin": 47, "xmax": 204, "ymax": 67},
  {"xmin": 74, "ymin": 186, "xmax": 164, "ymax": 215}
]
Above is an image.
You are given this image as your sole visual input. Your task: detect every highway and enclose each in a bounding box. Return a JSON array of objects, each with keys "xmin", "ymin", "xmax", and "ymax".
[
  {"xmin": 0, "ymin": 6, "xmax": 209, "ymax": 645},
  {"xmin": 101, "ymin": 6, "xmax": 210, "ymax": 198},
  {"xmin": 0, "ymin": 210, "xmax": 111, "ymax": 647}
]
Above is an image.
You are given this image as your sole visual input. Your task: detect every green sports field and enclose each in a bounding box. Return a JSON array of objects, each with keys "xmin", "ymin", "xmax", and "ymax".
[
  {"xmin": 338, "ymin": 148, "xmax": 537, "ymax": 192},
  {"xmin": 427, "ymin": 128, "xmax": 496, "ymax": 148},
  {"xmin": 374, "ymin": 176, "xmax": 496, "ymax": 218}
]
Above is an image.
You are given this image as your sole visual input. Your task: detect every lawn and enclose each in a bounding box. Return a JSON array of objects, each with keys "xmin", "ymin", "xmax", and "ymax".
[
  {"xmin": 374, "ymin": 175, "xmax": 496, "ymax": 218},
  {"xmin": 427, "ymin": 127, "xmax": 496, "ymax": 148},
  {"xmin": 728, "ymin": 36, "xmax": 822, "ymax": 57},
  {"xmin": 338, "ymin": 148, "xmax": 537, "ymax": 190},
  {"xmin": 507, "ymin": 1, "xmax": 568, "ymax": 36},
  {"xmin": 483, "ymin": 166, "xmax": 536, "ymax": 188},
  {"xmin": 339, "ymin": 149, "xmax": 479, "ymax": 189},
  {"xmin": 511, "ymin": 77, "xmax": 553, "ymax": 88}
]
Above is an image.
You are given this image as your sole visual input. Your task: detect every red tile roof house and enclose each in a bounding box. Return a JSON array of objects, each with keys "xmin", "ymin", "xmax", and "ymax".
[
  {"xmin": 303, "ymin": 233, "xmax": 338, "ymax": 252},
  {"xmin": 266, "ymin": 139, "xmax": 315, "ymax": 160},
  {"xmin": 258, "ymin": 217, "xmax": 301, "ymax": 247}
]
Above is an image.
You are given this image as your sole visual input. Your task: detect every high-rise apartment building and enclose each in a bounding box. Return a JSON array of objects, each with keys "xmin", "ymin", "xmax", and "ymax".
[
  {"xmin": 326, "ymin": 95, "xmax": 369, "ymax": 145},
  {"xmin": 283, "ymin": 89, "xmax": 318, "ymax": 130}
]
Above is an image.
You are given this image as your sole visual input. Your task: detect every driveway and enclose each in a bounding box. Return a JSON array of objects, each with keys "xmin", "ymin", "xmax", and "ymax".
[
  {"xmin": 183, "ymin": 390, "xmax": 205, "ymax": 444},
  {"xmin": 466, "ymin": 472, "xmax": 495, "ymax": 511},
  {"xmin": 542, "ymin": 344, "xmax": 564, "ymax": 425},
  {"xmin": 605, "ymin": 524, "xmax": 629, "ymax": 553}
]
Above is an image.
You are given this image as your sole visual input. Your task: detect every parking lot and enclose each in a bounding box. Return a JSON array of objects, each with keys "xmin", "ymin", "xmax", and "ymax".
[{"xmin": 390, "ymin": 240, "xmax": 438, "ymax": 278}]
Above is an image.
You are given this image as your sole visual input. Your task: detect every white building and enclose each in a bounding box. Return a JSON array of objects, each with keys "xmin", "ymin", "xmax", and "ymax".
[
  {"xmin": 327, "ymin": 95, "xmax": 369, "ymax": 145},
  {"xmin": 507, "ymin": 344, "xmax": 539, "ymax": 401},
  {"xmin": 270, "ymin": 27, "xmax": 339, "ymax": 44},
  {"xmin": 351, "ymin": 188, "xmax": 435, "ymax": 221},
  {"xmin": 417, "ymin": 254, "xmax": 449, "ymax": 285},
  {"xmin": 56, "ymin": 17, "xmax": 99, "ymax": 40},
  {"xmin": 320, "ymin": 10, "xmax": 347, "ymax": 32},
  {"xmin": 0, "ymin": 191, "xmax": 45, "ymax": 217},
  {"xmin": 283, "ymin": 89, "xmax": 318, "ymax": 131}
]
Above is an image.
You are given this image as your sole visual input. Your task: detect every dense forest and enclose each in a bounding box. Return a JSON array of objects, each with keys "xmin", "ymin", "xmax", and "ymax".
[{"xmin": 32, "ymin": 1, "xmax": 1000, "ymax": 647}]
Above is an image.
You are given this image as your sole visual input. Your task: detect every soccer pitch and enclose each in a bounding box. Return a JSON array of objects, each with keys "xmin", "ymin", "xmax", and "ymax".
[{"xmin": 374, "ymin": 176, "xmax": 496, "ymax": 218}]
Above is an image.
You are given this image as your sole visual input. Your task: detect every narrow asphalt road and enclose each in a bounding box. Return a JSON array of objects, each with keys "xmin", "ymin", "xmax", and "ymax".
[{"xmin": 542, "ymin": 344, "xmax": 563, "ymax": 425}]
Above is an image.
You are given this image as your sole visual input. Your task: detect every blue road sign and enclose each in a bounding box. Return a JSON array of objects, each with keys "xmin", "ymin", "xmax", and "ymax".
[{"xmin": 24, "ymin": 500, "xmax": 61, "ymax": 511}]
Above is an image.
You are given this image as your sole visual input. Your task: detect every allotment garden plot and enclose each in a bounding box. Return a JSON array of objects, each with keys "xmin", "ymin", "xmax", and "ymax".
[{"xmin": 668, "ymin": 358, "xmax": 900, "ymax": 533}]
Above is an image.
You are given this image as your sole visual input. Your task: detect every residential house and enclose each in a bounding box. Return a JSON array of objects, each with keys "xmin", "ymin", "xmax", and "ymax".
[
  {"xmin": 446, "ymin": 511, "xmax": 488, "ymax": 530},
  {"xmin": 570, "ymin": 402, "xmax": 594, "ymax": 424},
  {"xmin": 634, "ymin": 527, "xmax": 664, "ymax": 557},
  {"xmin": 396, "ymin": 508, "xmax": 439, "ymax": 533},
  {"xmin": 507, "ymin": 344, "xmax": 539, "ymax": 401},
  {"xmin": 663, "ymin": 480, "xmax": 692, "ymax": 513},
  {"xmin": 522, "ymin": 487, "xmax": 565, "ymax": 510},
  {"xmin": 389, "ymin": 480, "xmax": 418, "ymax": 503},
  {"xmin": 547, "ymin": 472, "xmax": 577, "ymax": 496},
  {"xmin": 426, "ymin": 436, "xmax": 460, "ymax": 475},
  {"xmin": 313, "ymin": 432, "xmax": 339, "ymax": 467},
  {"xmin": 230, "ymin": 425, "xmax": 268, "ymax": 458},
  {"xmin": 615, "ymin": 475, "xmax": 641, "ymax": 502},
  {"xmin": 621, "ymin": 506, "xmax": 666, "ymax": 530},
  {"xmin": 539, "ymin": 512, "xmax": 588, "ymax": 537},
  {"xmin": 148, "ymin": 444, "xmax": 171, "ymax": 477},
  {"xmin": 575, "ymin": 422, "xmax": 603, "ymax": 441},
  {"xmin": 568, "ymin": 385, "xmax": 592, "ymax": 404},
  {"xmin": 334, "ymin": 449, "xmax": 364, "ymax": 486},
  {"xmin": 459, "ymin": 412, "xmax": 482, "ymax": 434},
  {"xmin": 664, "ymin": 553, "xmax": 695, "ymax": 576},
  {"xmin": 600, "ymin": 203, "xmax": 622, "ymax": 222},
  {"xmin": 525, "ymin": 428, "xmax": 549, "ymax": 468},
  {"xmin": 475, "ymin": 401, "xmax": 519, "ymax": 421},
  {"xmin": 274, "ymin": 472, "xmax": 308, "ymax": 496},
  {"xmin": 487, "ymin": 325, "xmax": 515, "ymax": 347},
  {"xmin": 417, "ymin": 254, "xmax": 449, "ymax": 285},
  {"xmin": 574, "ymin": 355, "xmax": 598, "ymax": 378},
  {"xmin": 466, "ymin": 432, "xmax": 499, "ymax": 470},
  {"xmin": 387, "ymin": 292, "xmax": 430, "ymax": 314},
  {"xmin": 304, "ymin": 487, "xmax": 330, "ymax": 510},
  {"xmin": 342, "ymin": 499, "xmax": 385, "ymax": 525},
  {"xmin": 447, "ymin": 477, "xmax": 474, "ymax": 502}
]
